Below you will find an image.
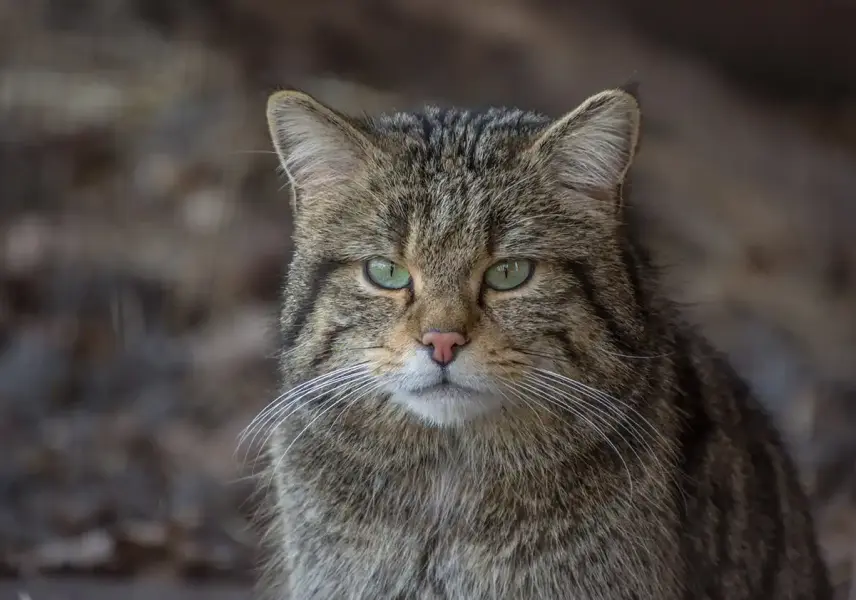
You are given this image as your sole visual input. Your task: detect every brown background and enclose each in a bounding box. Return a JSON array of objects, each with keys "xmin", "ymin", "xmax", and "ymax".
[{"xmin": 2, "ymin": 0, "xmax": 856, "ymax": 597}]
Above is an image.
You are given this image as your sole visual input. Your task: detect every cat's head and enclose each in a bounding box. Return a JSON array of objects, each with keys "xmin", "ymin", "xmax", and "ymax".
[{"xmin": 267, "ymin": 88, "xmax": 648, "ymax": 427}]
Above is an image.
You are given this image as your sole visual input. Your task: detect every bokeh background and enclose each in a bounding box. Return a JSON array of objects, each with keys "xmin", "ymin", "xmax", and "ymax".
[{"xmin": 2, "ymin": 0, "xmax": 856, "ymax": 598}]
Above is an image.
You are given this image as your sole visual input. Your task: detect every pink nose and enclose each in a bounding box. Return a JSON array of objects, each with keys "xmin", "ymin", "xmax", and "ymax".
[{"xmin": 421, "ymin": 331, "xmax": 467, "ymax": 366}]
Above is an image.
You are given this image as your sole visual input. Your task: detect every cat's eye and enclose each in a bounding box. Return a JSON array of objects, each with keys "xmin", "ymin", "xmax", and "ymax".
[
  {"xmin": 484, "ymin": 259, "xmax": 534, "ymax": 291},
  {"xmin": 365, "ymin": 257, "xmax": 412, "ymax": 290}
]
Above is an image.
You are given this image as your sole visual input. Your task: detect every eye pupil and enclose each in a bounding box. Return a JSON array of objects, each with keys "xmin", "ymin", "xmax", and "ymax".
[
  {"xmin": 484, "ymin": 258, "xmax": 533, "ymax": 291},
  {"xmin": 365, "ymin": 258, "xmax": 412, "ymax": 290}
]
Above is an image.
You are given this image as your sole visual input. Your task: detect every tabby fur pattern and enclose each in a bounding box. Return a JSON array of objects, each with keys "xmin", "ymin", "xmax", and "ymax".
[{"xmin": 254, "ymin": 87, "xmax": 831, "ymax": 599}]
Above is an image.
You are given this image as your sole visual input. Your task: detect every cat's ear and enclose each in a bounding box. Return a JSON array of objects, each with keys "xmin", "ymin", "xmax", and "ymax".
[
  {"xmin": 266, "ymin": 90, "xmax": 374, "ymax": 209},
  {"xmin": 528, "ymin": 88, "xmax": 640, "ymax": 195}
]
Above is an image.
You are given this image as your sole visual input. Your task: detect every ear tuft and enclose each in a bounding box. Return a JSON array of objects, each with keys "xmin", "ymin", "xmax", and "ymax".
[
  {"xmin": 266, "ymin": 90, "xmax": 373, "ymax": 210},
  {"xmin": 618, "ymin": 80, "xmax": 641, "ymax": 107},
  {"xmin": 529, "ymin": 88, "xmax": 641, "ymax": 193}
]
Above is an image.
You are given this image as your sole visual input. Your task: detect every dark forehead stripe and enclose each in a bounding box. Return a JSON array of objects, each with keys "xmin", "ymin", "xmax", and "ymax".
[
  {"xmin": 376, "ymin": 106, "xmax": 550, "ymax": 170},
  {"xmin": 370, "ymin": 106, "xmax": 553, "ymax": 257},
  {"xmin": 464, "ymin": 113, "xmax": 491, "ymax": 169}
]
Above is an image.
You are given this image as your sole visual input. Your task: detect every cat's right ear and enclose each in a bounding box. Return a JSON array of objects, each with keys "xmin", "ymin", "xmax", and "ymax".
[
  {"xmin": 266, "ymin": 90, "xmax": 374, "ymax": 211},
  {"xmin": 526, "ymin": 88, "xmax": 640, "ymax": 198}
]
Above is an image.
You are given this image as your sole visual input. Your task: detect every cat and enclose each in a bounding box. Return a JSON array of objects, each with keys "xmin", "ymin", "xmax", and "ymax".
[{"xmin": 254, "ymin": 86, "xmax": 832, "ymax": 599}]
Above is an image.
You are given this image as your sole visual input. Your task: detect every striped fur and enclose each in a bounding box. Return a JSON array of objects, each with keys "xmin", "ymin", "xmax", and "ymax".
[{"xmin": 257, "ymin": 88, "xmax": 831, "ymax": 599}]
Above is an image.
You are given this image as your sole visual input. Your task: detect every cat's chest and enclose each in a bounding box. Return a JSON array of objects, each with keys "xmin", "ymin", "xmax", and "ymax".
[
  {"xmin": 426, "ymin": 467, "xmax": 464, "ymax": 522},
  {"xmin": 285, "ymin": 463, "xmax": 673, "ymax": 600},
  {"xmin": 366, "ymin": 463, "xmax": 469, "ymax": 521}
]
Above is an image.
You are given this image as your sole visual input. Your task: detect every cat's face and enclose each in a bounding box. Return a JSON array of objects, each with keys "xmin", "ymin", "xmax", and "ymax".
[{"xmin": 269, "ymin": 89, "xmax": 644, "ymax": 426}]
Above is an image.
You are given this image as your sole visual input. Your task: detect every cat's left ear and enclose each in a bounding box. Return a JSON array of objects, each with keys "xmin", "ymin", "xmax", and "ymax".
[
  {"xmin": 528, "ymin": 88, "xmax": 640, "ymax": 199},
  {"xmin": 266, "ymin": 90, "xmax": 376, "ymax": 212}
]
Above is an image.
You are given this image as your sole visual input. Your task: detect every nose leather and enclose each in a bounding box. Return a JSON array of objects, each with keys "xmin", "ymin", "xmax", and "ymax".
[{"xmin": 421, "ymin": 331, "xmax": 467, "ymax": 366}]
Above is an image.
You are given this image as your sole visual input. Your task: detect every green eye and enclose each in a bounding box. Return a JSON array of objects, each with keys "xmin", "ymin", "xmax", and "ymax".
[
  {"xmin": 484, "ymin": 259, "xmax": 534, "ymax": 291},
  {"xmin": 365, "ymin": 258, "xmax": 412, "ymax": 290}
]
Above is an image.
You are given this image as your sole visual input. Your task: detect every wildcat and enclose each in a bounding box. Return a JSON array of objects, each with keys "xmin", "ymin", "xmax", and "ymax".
[{"xmin": 254, "ymin": 86, "xmax": 832, "ymax": 599}]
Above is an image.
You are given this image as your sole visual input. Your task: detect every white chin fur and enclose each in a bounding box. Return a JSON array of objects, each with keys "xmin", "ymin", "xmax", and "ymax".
[
  {"xmin": 385, "ymin": 351, "xmax": 507, "ymax": 426},
  {"xmin": 390, "ymin": 388, "xmax": 505, "ymax": 426}
]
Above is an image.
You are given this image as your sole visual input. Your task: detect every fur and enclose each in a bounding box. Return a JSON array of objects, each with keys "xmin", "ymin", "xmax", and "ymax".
[{"xmin": 253, "ymin": 87, "xmax": 831, "ymax": 599}]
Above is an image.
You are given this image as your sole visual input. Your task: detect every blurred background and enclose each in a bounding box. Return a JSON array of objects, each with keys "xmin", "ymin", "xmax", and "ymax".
[{"xmin": 2, "ymin": 0, "xmax": 856, "ymax": 598}]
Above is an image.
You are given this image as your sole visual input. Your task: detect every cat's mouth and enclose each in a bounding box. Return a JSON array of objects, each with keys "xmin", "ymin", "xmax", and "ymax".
[
  {"xmin": 409, "ymin": 381, "xmax": 470, "ymax": 395},
  {"xmin": 391, "ymin": 371, "xmax": 501, "ymax": 424}
]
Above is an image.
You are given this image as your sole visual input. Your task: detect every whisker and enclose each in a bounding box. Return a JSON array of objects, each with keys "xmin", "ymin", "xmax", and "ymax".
[
  {"xmin": 243, "ymin": 363, "xmax": 370, "ymax": 431},
  {"xmin": 526, "ymin": 369, "xmax": 678, "ymax": 514},
  {"xmin": 254, "ymin": 375, "xmax": 378, "ymax": 483},
  {"xmin": 528, "ymin": 373, "xmax": 649, "ymax": 444},
  {"xmin": 524, "ymin": 374, "xmax": 658, "ymax": 490},
  {"xmin": 238, "ymin": 365, "xmax": 371, "ymax": 459},
  {"xmin": 532, "ymin": 368, "xmax": 672, "ymax": 455},
  {"xmin": 596, "ymin": 349, "xmax": 673, "ymax": 360},
  {"xmin": 327, "ymin": 379, "xmax": 386, "ymax": 432},
  {"xmin": 494, "ymin": 377, "xmax": 553, "ymax": 426},
  {"xmin": 516, "ymin": 346, "xmax": 671, "ymax": 363},
  {"xmin": 239, "ymin": 365, "xmax": 367, "ymax": 452},
  {"xmin": 489, "ymin": 364, "xmax": 560, "ymax": 425},
  {"xmin": 513, "ymin": 348, "xmax": 568, "ymax": 363},
  {"xmin": 240, "ymin": 363, "xmax": 367, "ymax": 441},
  {"xmin": 267, "ymin": 378, "xmax": 383, "ymax": 485},
  {"xmin": 251, "ymin": 372, "xmax": 376, "ymax": 462},
  {"xmin": 510, "ymin": 377, "xmax": 635, "ymax": 499}
]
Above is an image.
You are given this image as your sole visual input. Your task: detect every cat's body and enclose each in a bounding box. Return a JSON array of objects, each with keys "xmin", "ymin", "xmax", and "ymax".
[{"xmin": 257, "ymin": 88, "xmax": 831, "ymax": 599}]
